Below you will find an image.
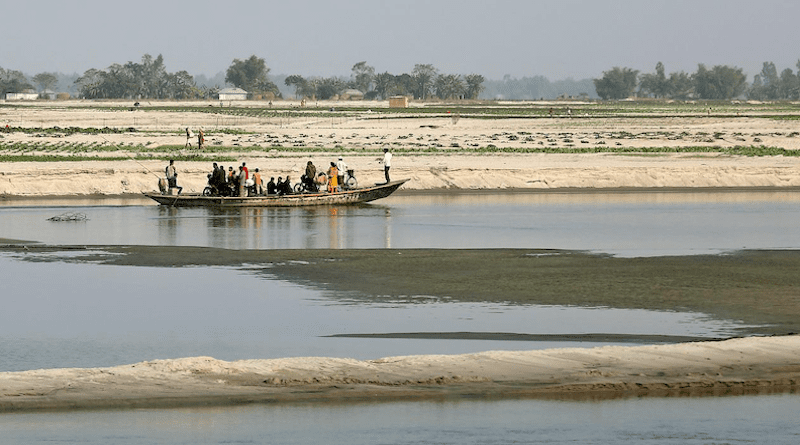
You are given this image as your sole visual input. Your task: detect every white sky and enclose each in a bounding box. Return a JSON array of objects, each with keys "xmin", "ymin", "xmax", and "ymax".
[{"xmin": 3, "ymin": 0, "xmax": 799, "ymax": 80}]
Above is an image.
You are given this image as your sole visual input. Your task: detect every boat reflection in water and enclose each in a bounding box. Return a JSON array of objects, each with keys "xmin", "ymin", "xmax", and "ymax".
[{"xmin": 157, "ymin": 204, "xmax": 396, "ymax": 250}]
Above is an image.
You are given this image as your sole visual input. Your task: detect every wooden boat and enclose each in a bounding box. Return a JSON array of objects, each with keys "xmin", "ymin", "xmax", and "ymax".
[{"xmin": 144, "ymin": 179, "xmax": 408, "ymax": 207}]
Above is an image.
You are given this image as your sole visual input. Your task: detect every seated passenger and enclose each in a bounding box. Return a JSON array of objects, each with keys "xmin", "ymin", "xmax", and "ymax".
[{"xmin": 280, "ymin": 176, "xmax": 293, "ymax": 195}]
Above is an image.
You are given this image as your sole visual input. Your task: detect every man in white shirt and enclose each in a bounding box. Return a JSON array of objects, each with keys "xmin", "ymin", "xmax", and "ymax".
[
  {"xmin": 336, "ymin": 156, "xmax": 347, "ymax": 188},
  {"xmin": 165, "ymin": 159, "xmax": 182, "ymax": 194},
  {"xmin": 382, "ymin": 148, "xmax": 392, "ymax": 183}
]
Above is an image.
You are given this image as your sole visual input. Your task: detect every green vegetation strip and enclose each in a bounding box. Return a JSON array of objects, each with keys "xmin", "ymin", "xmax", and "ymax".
[
  {"xmin": 0, "ymin": 154, "xmax": 237, "ymax": 162},
  {"xmin": 0, "ymin": 143, "xmax": 793, "ymax": 161}
]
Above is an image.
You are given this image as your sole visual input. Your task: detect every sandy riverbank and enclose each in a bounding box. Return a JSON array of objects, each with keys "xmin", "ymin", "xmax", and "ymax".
[
  {"xmin": 1, "ymin": 336, "xmax": 798, "ymax": 412},
  {"xmin": 3, "ymin": 102, "xmax": 800, "ymax": 196},
  {"xmin": 3, "ymin": 153, "xmax": 800, "ymax": 196}
]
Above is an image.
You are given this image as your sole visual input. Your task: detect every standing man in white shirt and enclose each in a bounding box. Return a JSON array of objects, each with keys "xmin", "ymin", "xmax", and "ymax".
[
  {"xmin": 336, "ymin": 156, "xmax": 347, "ymax": 188},
  {"xmin": 382, "ymin": 148, "xmax": 392, "ymax": 183}
]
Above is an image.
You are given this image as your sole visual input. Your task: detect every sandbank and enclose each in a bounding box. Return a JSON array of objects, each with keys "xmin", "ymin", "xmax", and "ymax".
[{"xmin": 1, "ymin": 336, "xmax": 798, "ymax": 412}]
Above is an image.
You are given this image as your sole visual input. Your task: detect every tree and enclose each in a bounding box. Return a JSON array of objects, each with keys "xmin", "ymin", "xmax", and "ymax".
[
  {"xmin": 780, "ymin": 66, "xmax": 800, "ymax": 100},
  {"xmin": 434, "ymin": 74, "xmax": 466, "ymax": 99},
  {"xmin": 638, "ymin": 62, "xmax": 670, "ymax": 98},
  {"xmin": 693, "ymin": 64, "xmax": 746, "ymax": 100},
  {"xmin": 593, "ymin": 67, "xmax": 639, "ymax": 100},
  {"xmin": 464, "ymin": 73, "xmax": 485, "ymax": 100},
  {"xmin": 748, "ymin": 62, "xmax": 779, "ymax": 100},
  {"xmin": 0, "ymin": 67, "xmax": 33, "ymax": 95},
  {"xmin": 225, "ymin": 55, "xmax": 279, "ymax": 96},
  {"xmin": 373, "ymin": 72, "xmax": 396, "ymax": 100},
  {"xmin": 164, "ymin": 70, "xmax": 198, "ymax": 99},
  {"xmin": 393, "ymin": 73, "xmax": 415, "ymax": 97},
  {"xmin": 314, "ymin": 77, "xmax": 346, "ymax": 100},
  {"xmin": 74, "ymin": 68, "xmax": 105, "ymax": 98},
  {"xmin": 667, "ymin": 71, "xmax": 693, "ymax": 100},
  {"xmin": 284, "ymin": 74, "xmax": 308, "ymax": 99},
  {"xmin": 412, "ymin": 64, "xmax": 438, "ymax": 100},
  {"xmin": 351, "ymin": 61, "xmax": 375, "ymax": 94},
  {"xmin": 32, "ymin": 72, "xmax": 58, "ymax": 92}
]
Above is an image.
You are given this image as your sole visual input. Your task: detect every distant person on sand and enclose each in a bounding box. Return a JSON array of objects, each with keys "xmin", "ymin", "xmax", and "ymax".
[
  {"xmin": 381, "ymin": 148, "xmax": 392, "ymax": 183},
  {"xmin": 198, "ymin": 128, "xmax": 205, "ymax": 150},
  {"xmin": 184, "ymin": 127, "xmax": 193, "ymax": 148},
  {"xmin": 165, "ymin": 159, "xmax": 182, "ymax": 194}
]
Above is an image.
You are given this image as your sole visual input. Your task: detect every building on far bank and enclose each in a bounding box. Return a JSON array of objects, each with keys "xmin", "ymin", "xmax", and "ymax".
[
  {"xmin": 5, "ymin": 89, "xmax": 39, "ymax": 101},
  {"xmin": 389, "ymin": 96, "xmax": 409, "ymax": 108},
  {"xmin": 218, "ymin": 87, "xmax": 248, "ymax": 101},
  {"xmin": 341, "ymin": 89, "xmax": 364, "ymax": 100}
]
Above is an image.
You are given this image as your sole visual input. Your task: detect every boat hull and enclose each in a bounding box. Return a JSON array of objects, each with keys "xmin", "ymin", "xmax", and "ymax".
[{"xmin": 144, "ymin": 179, "xmax": 408, "ymax": 207}]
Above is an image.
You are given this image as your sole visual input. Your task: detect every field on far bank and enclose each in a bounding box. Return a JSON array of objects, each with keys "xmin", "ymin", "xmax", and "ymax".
[{"xmin": 3, "ymin": 100, "xmax": 800, "ymax": 195}]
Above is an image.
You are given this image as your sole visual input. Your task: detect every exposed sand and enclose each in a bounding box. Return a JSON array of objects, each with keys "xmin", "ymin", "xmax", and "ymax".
[{"xmin": 1, "ymin": 336, "xmax": 798, "ymax": 412}]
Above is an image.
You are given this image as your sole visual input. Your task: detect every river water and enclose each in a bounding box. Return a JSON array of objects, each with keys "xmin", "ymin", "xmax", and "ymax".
[{"xmin": 1, "ymin": 190, "xmax": 799, "ymax": 443}]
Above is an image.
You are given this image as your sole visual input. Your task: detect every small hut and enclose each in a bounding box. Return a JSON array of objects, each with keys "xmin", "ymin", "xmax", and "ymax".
[
  {"xmin": 341, "ymin": 89, "xmax": 364, "ymax": 101},
  {"xmin": 218, "ymin": 87, "xmax": 248, "ymax": 101},
  {"xmin": 389, "ymin": 96, "xmax": 409, "ymax": 108}
]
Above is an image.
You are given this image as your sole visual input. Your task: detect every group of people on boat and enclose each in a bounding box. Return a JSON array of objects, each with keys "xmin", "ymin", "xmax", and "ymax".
[
  {"xmin": 299, "ymin": 156, "xmax": 353, "ymax": 193},
  {"xmin": 202, "ymin": 156, "xmax": 354, "ymax": 198},
  {"xmin": 205, "ymin": 162, "xmax": 292, "ymax": 197},
  {"xmin": 163, "ymin": 148, "xmax": 393, "ymax": 197}
]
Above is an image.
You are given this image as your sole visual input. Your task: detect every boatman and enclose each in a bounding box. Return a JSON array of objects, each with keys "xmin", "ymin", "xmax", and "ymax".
[
  {"xmin": 382, "ymin": 147, "xmax": 392, "ymax": 183},
  {"xmin": 165, "ymin": 160, "xmax": 182, "ymax": 194},
  {"xmin": 336, "ymin": 156, "xmax": 347, "ymax": 188}
]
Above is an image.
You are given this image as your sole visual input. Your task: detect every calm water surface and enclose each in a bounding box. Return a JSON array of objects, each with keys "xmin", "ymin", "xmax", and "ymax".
[
  {"xmin": 2, "ymin": 190, "xmax": 800, "ymax": 255},
  {"xmin": 1, "ymin": 191, "xmax": 798, "ymax": 443},
  {"xmin": 2, "ymin": 395, "xmax": 799, "ymax": 444}
]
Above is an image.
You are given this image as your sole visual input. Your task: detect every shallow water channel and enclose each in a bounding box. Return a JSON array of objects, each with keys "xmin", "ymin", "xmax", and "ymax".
[{"xmin": 1, "ymin": 190, "xmax": 799, "ymax": 443}]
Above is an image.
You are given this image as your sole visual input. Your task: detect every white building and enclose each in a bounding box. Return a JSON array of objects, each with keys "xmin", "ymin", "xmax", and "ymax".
[
  {"xmin": 218, "ymin": 87, "xmax": 248, "ymax": 101},
  {"xmin": 5, "ymin": 90, "xmax": 38, "ymax": 101}
]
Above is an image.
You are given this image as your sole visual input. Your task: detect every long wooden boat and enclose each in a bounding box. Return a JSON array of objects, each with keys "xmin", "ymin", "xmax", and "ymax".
[{"xmin": 144, "ymin": 179, "xmax": 408, "ymax": 207}]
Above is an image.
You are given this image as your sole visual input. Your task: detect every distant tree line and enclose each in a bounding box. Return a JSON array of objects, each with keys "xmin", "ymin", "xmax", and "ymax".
[
  {"xmin": 74, "ymin": 54, "xmax": 209, "ymax": 100},
  {"xmin": 480, "ymin": 75, "xmax": 596, "ymax": 100},
  {"xmin": 593, "ymin": 61, "xmax": 800, "ymax": 101},
  {"xmin": 7, "ymin": 55, "xmax": 800, "ymax": 102},
  {"xmin": 747, "ymin": 61, "xmax": 800, "ymax": 100},
  {"xmin": 595, "ymin": 63, "xmax": 746, "ymax": 100},
  {"xmin": 284, "ymin": 62, "xmax": 485, "ymax": 101}
]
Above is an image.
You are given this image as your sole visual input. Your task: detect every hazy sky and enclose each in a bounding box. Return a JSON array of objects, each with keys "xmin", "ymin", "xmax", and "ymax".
[{"xmin": 4, "ymin": 0, "xmax": 799, "ymax": 81}]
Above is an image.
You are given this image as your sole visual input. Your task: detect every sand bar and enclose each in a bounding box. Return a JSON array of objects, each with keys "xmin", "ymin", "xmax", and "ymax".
[{"xmin": 1, "ymin": 336, "xmax": 798, "ymax": 412}]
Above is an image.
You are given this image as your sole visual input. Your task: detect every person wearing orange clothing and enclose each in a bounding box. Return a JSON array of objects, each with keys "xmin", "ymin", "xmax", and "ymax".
[{"xmin": 327, "ymin": 162, "xmax": 339, "ymax": 192}]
